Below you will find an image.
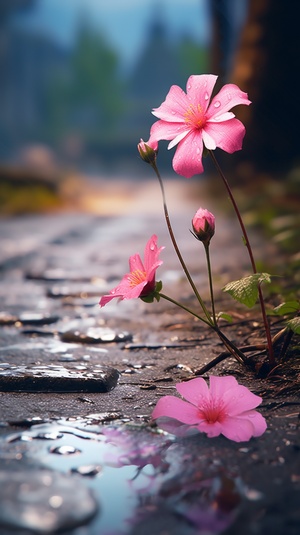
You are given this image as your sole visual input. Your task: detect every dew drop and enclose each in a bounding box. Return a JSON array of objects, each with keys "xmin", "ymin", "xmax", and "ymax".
[
  {"xmin": 187, "ymin": 84, "xmax": 191, "ymax": 90},
  {"xmin": 214, "ymin": 100, "xmax": 221, "ymax": 108},
  {"xmin": 204, "ymin": 92, "xmax": 209, "ymax": 101},
  {"xmin": 196, "ymin": 147, "xmax": 200, "ymax": 154}
]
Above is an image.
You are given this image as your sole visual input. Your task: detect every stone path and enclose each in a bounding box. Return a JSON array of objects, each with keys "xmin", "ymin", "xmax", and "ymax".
[{"xmin": 0, "ymin": 178, "xmax": 298, "ymax": 535}]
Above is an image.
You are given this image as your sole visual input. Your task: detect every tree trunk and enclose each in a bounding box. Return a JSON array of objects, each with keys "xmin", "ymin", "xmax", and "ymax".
[{"xmin": 229, "ymin": 0, "xmax": 300, "ymax": 177}]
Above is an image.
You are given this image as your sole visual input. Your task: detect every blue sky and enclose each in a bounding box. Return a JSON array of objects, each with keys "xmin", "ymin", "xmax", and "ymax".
[{"xmin": 16, "ymin": 0, "xmax": 211, "ymax": 69}]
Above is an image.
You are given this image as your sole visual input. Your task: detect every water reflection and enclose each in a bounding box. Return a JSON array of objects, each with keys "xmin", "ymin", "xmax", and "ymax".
[{"xmin": 0, "ymin": 417, "xmax": 250, "ymax": 535}]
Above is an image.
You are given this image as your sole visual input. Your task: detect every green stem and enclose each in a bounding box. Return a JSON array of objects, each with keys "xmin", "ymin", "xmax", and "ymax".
[
  {"xmin": 159, "ymin": 293, "xmax": 247, "ymax": 364},
  {"xmin": 151, "ymin": 161, "xmax": 213, "ymax": 326},
  {"xmin": 204, "ymin": 243, "xmax": 217, "ymax": 325},
  {"xmin": 159, "ymin": 292, "xmax": 212, "ymax": 326},
  {"xmin": 208, "ymin": 150, "xmax": 275, "ymax": 367}
]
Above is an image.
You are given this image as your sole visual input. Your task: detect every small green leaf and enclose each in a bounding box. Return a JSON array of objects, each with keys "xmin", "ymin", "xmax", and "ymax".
[
  {"xmin": 223, "ymin": 273, "xmax": 271, "ymax": 308},
  {"xmin": 155, "ymin": 280, "xmax": 163, "ymax": 293},
  {"xmin": 273, "ymin": 301, "xmax": 299, "ymax": 316},
  {"xmin": 287, "ymin": 317, "xmax": 300, "ymax": 335},
  {"xmin": 216, "ymin": 312, "xmax": 233, "ymax": 323},
  {"xmin": 140, "ymin": 280, "xmax": 163, "ymax": 303}
]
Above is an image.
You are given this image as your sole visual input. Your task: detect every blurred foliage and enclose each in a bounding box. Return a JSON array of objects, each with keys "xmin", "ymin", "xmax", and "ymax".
[
  {"xmin": 45, "ymin": 24, "xmax": 124, "ymax": 146},
  {"xmin": 0, "ymin": 165, "xmax": 84, "ymax": 215},
  {"xmin": 177, "ymin": 38, "xmax": 209, "ymax": 81}
]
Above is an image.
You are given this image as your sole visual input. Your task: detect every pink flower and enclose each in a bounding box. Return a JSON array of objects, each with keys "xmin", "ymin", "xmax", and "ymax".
[
  {"xmin": 192, "ymin": 207, "xmax": 215, "ymax": 245},
  {"xmin": 148, "ymin": 74, "xmax": 251, "ymax": 178},
  {"xmin": 152, "ymin": 376, "xmax": 267, "ymax": 442},
  {"xmin": 99, "ymin": 235, "xmax": 164, "ymax": 307}
]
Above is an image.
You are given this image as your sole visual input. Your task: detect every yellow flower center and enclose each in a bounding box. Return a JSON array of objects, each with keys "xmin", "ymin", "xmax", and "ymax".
[
  {"xmin": 129, "ymin": 269, "xmax": 147, "ymax": 287},
  {"xmin": 184, "ymin": 104, "xmax": 205, "ymax": 129}
]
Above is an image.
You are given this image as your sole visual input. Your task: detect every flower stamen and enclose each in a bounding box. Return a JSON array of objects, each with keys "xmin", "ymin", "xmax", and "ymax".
[
  {"xmin": 184, "ymin": 104, "xmax": 205, "ymax": 129},
  {"xmin": 129, "ymin": 269, "xmax": 147, "ymax": 287}
]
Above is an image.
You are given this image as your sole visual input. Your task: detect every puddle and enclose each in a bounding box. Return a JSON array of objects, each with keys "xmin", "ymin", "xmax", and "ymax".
[{"xmin": 0, "ymin": 417, "xmax": 248, "ymax": 535}]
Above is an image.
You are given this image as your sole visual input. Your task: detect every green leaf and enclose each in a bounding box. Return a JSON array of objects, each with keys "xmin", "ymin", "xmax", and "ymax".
[
  {"xmin": 287, "ymin": 317, "xmax": 300, "ymax": 335},
  {"xmin": 140, "ymin": 280, "xmax": 163, "ymax": 303},
  {"xmin": 216, "ymin": 312, "xmax": 233, "ymax": 323},
  {"xmin": 223, "ymin": 273, "xmax": 271, "ymax": 308},
  {"xmin": 272, "ymin": 301, "xmax": 299, "ymax": 316}
]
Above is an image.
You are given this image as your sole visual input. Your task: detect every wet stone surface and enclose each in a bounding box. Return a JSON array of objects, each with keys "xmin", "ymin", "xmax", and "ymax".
[
  {"xmin": 0, "ymin": 363, "xmax": 119, "ymax": 392},
  {"xmin": 0, "ymin": 197, "xmax": 299, "ymax": 534}
]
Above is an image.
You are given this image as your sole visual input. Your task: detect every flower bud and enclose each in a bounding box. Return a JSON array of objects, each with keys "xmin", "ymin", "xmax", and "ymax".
[
  {"xmin": 192, "ymin": 207, "xmax": 215, "ymax": 245},
  {"xmin": 137, "ymin": 138, "xmax": 158, "ymax": 164}
]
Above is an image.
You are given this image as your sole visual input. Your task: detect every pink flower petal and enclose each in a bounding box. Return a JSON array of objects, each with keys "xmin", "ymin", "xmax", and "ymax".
[
  {"xmin": 185, "ymin": 74, "xmax": 217, "ymax": 112},
  {"xmin": 208, "ymin": 375, "xmax": 239, "ymax": 399},
  {"xmin": 149, "ymin": 120, "xmax": 189, "ymax": 143},
  {"xmin": 206, "ymin": 83, "xmax": 251, "ymax": 121},
  {"xmin": 219, "ymin": 416, "xmax": 258, "ymax": 442},
  {"xmin": 208, "ymin": 111, "xmax": 235, "ymax": 123},
  {"xmin": 99, "ymin": 293, "xmax": 123, "ymax": 307},
  {"xmin": 204, "ymin": 118, "xmax": 246, "ymax": 153},
  {"xmin": 176, "ymin": 377, "xmax": 210, "ymax": 406},
  {"xmin": 152, "ymin": 84, "xmax": 189, "ymax": 122},
  {"xmin": 168, "ymin": 129, "xmax": 191, "ymax": 150},
  {"xmin": 143, "ymin": 235, "xmax": 164, "ymax": 273},
  {"xmin": 152, "ymin": 395, "xmax": 201, "ymax": 424},
  {"xmin": 222, "ymin": 385, "xmax": 263, "ymax": 415},
  {"xmin": 237, "ymin": 410, "xmax": 267, "ymax": 437},
  {"xmin": 202, "ymin": 129, "xmax": 216, "ymax": 150},
  {"xmin": 129, "ymin": 253, "xmax": 145, "ymax": 273},
  {"xmin": 172, "ymin": 130, "xmax": 204, "ymax": 177},
  {"xmin": 197, "ymin": 420, "xmax": 223, "ymax": 438}
]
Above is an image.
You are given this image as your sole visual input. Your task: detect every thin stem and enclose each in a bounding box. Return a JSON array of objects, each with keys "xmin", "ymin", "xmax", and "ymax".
[
  {"xmin": 151, "ymin": 162, "xmax": 213, "ymax": 326},
  {"xmin": 159, "ymin": 292, "xmax": 211, "ymax": 327},
  {"xmin": 194, "ymin": 343, "xmax": 266, "ymax": 375},
  {"xmin": 204, "ymin": 243, "xmax": 216, "ymax": 325},
  {"xmin": 159, "ymin": 293, "xmax": 247, "ymax": 364},
  {"xmin": 208, "ymin": 150, "xmax": 274, "ymax": 366}
]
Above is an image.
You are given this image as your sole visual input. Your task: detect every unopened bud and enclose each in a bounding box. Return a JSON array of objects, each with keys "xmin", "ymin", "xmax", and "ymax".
[
  {"xmin": 192, "ymin": 207, "xmax": 215, "ymax": 245},
  {"xmin": 137, "ymin": 139, "xmax": 158, "ymax": 164}
]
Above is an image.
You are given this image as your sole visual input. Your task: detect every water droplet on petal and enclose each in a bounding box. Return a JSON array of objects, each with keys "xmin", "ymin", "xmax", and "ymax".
[
  {"xmin": 187, "ymin": 84, "xmax": 191, "ymax": 90},
  {"xmin": 196, "ymin": 147, "xmax": 200, "ymax": 155},
  {"xmin": 204, "ymin": 92, "xmax": 209, "ymax": 101},
  {"xmin": 214, "ymin": 101, "xmax": 221, "ymax": 108}
]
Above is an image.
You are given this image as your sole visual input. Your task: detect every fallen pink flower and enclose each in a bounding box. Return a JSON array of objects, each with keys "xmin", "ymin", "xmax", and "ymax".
[
  {"xmin": 152, "ymin": 375, "xmax": 267, "ymax": 442},
  {"xmin": 99, "ymin": 235, "xmax": 164, "ymax": 307},
  {"xmin": 148, "ymin": 74, "xmax": 251, "ymax": 178}
]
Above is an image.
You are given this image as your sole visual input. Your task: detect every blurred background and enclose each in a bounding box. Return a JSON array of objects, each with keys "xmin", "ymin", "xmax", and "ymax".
[{"xmin": 0, "ymin": 0, "xmax": 299, "ymax": 248}]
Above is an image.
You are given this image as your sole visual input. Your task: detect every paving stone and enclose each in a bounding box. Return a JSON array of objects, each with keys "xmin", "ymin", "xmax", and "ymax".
[{"xmin": 0, "ymin": 363, "xmax": 119, "ymax": 392}]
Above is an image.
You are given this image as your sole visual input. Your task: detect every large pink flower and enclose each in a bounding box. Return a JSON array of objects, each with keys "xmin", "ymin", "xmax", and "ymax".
[
  {"xmin": 99, "ymin": 235, "xmax": 164, "ymax": 307},
  {"xmin": 148, "ymin": 74, "xmax": 251, "ymax": 178},
  {"xmin": 152, "ymin": 376, "xmax": 267, "ymax": 442}
]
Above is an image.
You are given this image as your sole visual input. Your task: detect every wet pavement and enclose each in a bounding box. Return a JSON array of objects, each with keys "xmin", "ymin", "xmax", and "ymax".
[{"xmin": 0, "ymin": 178, "xmax": 299, "ymax": 534}]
